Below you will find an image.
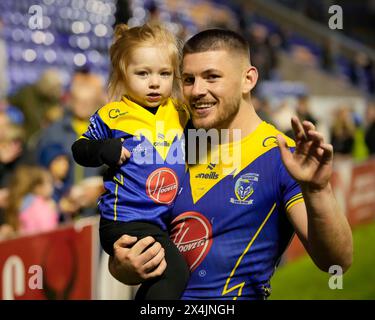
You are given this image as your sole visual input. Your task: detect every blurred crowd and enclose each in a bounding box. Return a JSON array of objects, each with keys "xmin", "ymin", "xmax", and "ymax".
[
  {"xmin": 273, "ymin": 0, "xmax": 375, "ymax": 95},
  {"xmin": 260, "ymin": 95, "xmax": 375, "ymax": 161},
  {"xmin": 0, "ymin": 69, "xmax": 106, "ymax": 241},
  {"xmin": 0, "ymin": 0, "xmax": 374, "ymax": 241}
]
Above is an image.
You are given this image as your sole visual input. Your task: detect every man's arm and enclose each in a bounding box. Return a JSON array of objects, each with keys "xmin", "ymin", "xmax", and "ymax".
[
  {"xmin": 277, "ymin": 117, "xmax": 353, "ymax": 273},
  {"xmin": 287, "ymin": 190, "xmax": 352, "ymax": 272}
]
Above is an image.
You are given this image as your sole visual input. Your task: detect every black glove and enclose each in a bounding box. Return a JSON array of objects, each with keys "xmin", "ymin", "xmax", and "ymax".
[{"xmin": 72, "ymin": 138, "xmax": 123, "ymax": 167}]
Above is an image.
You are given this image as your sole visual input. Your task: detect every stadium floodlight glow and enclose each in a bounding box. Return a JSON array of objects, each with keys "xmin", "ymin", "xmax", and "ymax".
[
  {"xmin": 31, "ymin": 31, "xmax": 46, "ymax": 44},
  {"xmin": 94, "ymin": 24, "xmax": 107, "ymax": 37},
  {"xmin": 127, "ymin": 17, "xmax": 142, "ymax": 28},
  {"xmin": 44, "ymin": 49, "xmax": 57, "ymax": 63},
  {"xmin": 88, "ymin": 50, "xmax": 101, "ymax": 64},
  {"xmin": 77, "ymin": 36, "xmax": 90, "ymax": 50},
  {"xmin": 43, "ymin": 0, "xmax": 56, "ymax": 5},
  {"xmin": 83, "ymin": 20, "xmax": 91, "ymax": 33},
  {"xmin": 72, "ymin": 21, "xmax": 85, "ymax": 34},
  {"xmin": 23, "ymin": 49, "xmax": 37, "ymax": 62},
  {"xmin": 44, "ymin": 32, "xmax": 55, "ymax": 45},
  {"xmin": 69, "ymin": 35, "xmax": 77, "ymax": 48},
  {"xmin": 72, "ymin": 0, "xmax": 85, "ymax": 10},
  {"xmin": 133, "ymin": 7, "xmax": 146, "ymax": 20},
  {"xmin": 102, "ymin": 3, "xmax": 111, "ymax": 16},
  {"xmin": 73, "ymin": 53, "xmax": 87, "ymax": 67},
  {"xmin": 42, "ymin": 16, "xmax": 51, "ymax": 29},
  {"xmin": 11, "ymin": 29, "xmax": 24, "ymax": 42}
]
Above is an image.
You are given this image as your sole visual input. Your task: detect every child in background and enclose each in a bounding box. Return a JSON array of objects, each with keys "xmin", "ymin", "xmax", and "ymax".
[
  {"xmin": 72, "ymin": 23, "xmax": 189, "ymax": 300},
  {"xmin": 5, "ymin": 165, "xmax": 58, "ymax": 235},
  {"xmin": 38, "ymin": 143, "xmax": 72, "ymax": 222},
  {"xmin": 39, "ymin": 143, "xmax": 70, "ymax": 203}
]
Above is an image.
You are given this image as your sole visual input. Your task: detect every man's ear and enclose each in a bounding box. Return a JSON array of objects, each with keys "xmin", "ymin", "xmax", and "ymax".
[{"xmin": 242, "ymin": 66, "xmax": 258, "ymax": 94}]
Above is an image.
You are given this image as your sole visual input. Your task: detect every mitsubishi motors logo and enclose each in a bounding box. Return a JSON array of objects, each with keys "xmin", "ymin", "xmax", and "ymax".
[{"xmin": 170, "ymin": 212, "xmax": 213, "ymax": 271}]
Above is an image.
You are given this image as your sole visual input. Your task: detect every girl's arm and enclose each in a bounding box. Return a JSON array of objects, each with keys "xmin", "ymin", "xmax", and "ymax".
[{"xmin": 71, "ymin": 138, "xmax": 123, "ymax": 167}]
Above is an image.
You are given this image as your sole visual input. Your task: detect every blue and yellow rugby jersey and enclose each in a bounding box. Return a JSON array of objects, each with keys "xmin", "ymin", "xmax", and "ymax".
[
  {"xmin": 170, "ymin": 121, "xmax": 304, "ymax": 299},
  {"xmin": 82, "ymin": 96, "xmax": 188, "ymax": 230}
]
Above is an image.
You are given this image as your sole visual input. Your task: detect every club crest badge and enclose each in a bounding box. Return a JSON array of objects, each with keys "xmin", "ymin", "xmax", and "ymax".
[{"xmin": 230, "ymin": 173, "xmax": 259, "ymax": 205}]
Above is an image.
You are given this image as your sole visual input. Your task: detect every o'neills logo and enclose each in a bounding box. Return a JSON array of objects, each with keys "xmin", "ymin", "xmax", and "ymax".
[
  {"xmin": 170, "ymin": 211, "xmax": 213, "ymax": 271},
  {"xmin": 146, "ymin": 167, "xmax": 178, "ymax": 204},
  {"xmin": 195, "ymin": 172, "xmax": 219, "ymax": 179}
]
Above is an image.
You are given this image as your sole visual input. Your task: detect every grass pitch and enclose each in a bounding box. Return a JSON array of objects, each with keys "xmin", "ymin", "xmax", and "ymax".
[{"xmin": 270, "ymin": 222, "xmax": 375, "ymax": 299}]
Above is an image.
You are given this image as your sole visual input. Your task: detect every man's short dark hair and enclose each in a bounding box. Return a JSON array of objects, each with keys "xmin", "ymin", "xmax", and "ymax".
[{"xmin": 183, "ymin": 29, "xmax": 250, "ymax": 61}]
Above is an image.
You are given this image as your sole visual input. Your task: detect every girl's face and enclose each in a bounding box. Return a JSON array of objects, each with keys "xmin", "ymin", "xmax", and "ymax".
[
  {"xmin": 50, "ymin": 155, "xmax": 70, "ymax": 181},
  {"xmin": 35, "ymin": 172, "xmax": 54, "ymax": 199},
  {"xmin": 124, "ymin": 46, "xmax": 174, "ymax": 108}
]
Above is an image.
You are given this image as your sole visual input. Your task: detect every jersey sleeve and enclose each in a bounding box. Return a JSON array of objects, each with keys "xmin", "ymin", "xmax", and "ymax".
[
  {"xmin": 81, "ymin": 112, "xmax": 111, "ymax": 140},
  {"xmin": 278, "ymin": 148, "xmax": 304, "ymax": 212}
]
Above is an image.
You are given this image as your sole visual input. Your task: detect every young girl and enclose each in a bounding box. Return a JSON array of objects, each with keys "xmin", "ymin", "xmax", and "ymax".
[
  {"xmin": 72, "ymin": 23, "xmax": 189, "ymax": 300},
  {"xmin": 5, "ymin": 165, "xmax": 58, "ymax": 235}
]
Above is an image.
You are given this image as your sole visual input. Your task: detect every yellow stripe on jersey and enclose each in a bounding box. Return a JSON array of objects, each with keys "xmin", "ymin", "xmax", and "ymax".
[
  {"xmin": 113, "ymin": 174, "xmax": 124, "ymax": 221},
  {"xmin": 189, "ymin": 122, "xmax": 296, "ymax": 204},
  {"xmin": 97, "ymin": 97, "xmax": 187, "ymax": 161},
  {"xmin": 222, "ymin": 202, "xmax": 277, "ymax": 299},
  {"xmin": 114, "ymin": 183, "xmax": 119, "ymax": 221},
  {"xmin": 286, "ymin": 195, "xmax": 304, "ymax": 212},
  {"xmin": 285, "ymin": 193, "xmax": 303, "ymax": 208}
]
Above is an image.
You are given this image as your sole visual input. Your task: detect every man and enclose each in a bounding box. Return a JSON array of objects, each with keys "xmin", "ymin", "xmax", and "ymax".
[
  {"xmin": 8, "ymin": 69, "xmax": 63, "ymax": 140},
  {"xmin": 36, "ymin": 72, "xmax": 105, "ymax": 219},
  {"xmin": 36, "ymin": 71, "xmax": 105, "ymax": 187},
  {"xmin": 108, "ymin": 29, "xmax": 353, "ymax": 299}
]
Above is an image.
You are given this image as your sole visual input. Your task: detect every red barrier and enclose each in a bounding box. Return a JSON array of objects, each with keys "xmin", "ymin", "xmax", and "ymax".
[
  {"xmin": 0, "ymin": 220, "xmax": 97, "ymax": 300},
  {"xmin": 347, "ymin": 160, "xmax": 375, "ymax": 225},
  {"xmin": 1, "ymin": 159, "xmax": 374, "ymax": 295},
  {"xmin": 285, "ymin": 158, "xmax": 375, "ymax": 262}
]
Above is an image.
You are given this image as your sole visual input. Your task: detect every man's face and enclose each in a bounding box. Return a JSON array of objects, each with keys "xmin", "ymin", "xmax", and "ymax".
[
  {"xmin": 182, "ymin": 50, "xmax": 244, "ymax": 130},
  {"xmin": 71, "ymin": 87, "xmax": 100, "ymax": 120},
  {"xmin": 124, "ymin": 46, "xmax": 174, "ymax": 108}
]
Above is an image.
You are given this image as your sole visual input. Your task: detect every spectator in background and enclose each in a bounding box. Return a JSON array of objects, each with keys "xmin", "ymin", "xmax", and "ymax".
[
  {"xmin": 36, "ymin": 72, "xmax": 105, "ymax": 186},
  {"xmin": 4, "ymin": 165, "xmax": 58, "ymax": 236},
  {"xmin": 330, "ymin": 107, "xmax": 356, "ymax": 157},
  {"xmin": 349, "ymin": 53, "xmax": 375, "ymax": 96},
  {"xmin": 146, "ymin": 0, "xmax": 162, "ymax": 26},
  {"xmin": 0, "ymin": 120, "xmax": 26, "ymax": 183},
  {"xmin": 58, "ymin": 176, "xmax": 104, "ymax": 221},
  {"xmin": 0, "ymin": 223, "xmax": 14, "ymax": 241},
  {"xmin": 363, "ymin": 58, "xmax": 375, "ymax": 96},
  {"xmin": 0, "ymin": 19, "xmax": 9, "ymax": 100},
  {"xmin": 252, "ymin": 96, "xmax": 273, "ymax": 125},
  {"xmin": 321, "ymin": 40, "xmax": 335, "ymax": 73},
  {"xmin": 246, "ymin": 24, "xmax": 278, "ymax": 80},
  {"xmin": 296, "ymin": 95, "xmax": 317, "ymax": 125},
  {"xmin": 115, "ymin": 0, "xmax": 131, "ymax": 25},
  {"xmin": 36, "ymin": 71, "xmax": 105, "ymax": 218},
  {"xmin": 0, "ymin": 113, "xmax": 29, "ymax": 224},
  {"xmin": 0, "ymin": 98, "xmax": 24, "ymax": 125},
  {"xmin": 302, "ymin": 0, "xmax": 326, "ymax": 23},
  {"xmin": 271, "ymin": 100, "xmax": 296, "ymax": 138},
  {"xmin": 365, "ymin": 101, "xmax": 375, "ymax": 155},
  {"xmin": 0, "ymin": 112, "xmax": 17, "ymax": 229},
  {"xmin": 8, "ymin": 69, "xmax": 64, "ymax": 142},
  {"xmin": 38, "ymin": 143, "xmax": 71, "ymax": 222}
]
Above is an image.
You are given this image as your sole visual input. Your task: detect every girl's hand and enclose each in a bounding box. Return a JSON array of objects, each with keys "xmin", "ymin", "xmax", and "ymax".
[{"xmin": 117, "ymin": 146, "xmax": 131, "ymax": 166}]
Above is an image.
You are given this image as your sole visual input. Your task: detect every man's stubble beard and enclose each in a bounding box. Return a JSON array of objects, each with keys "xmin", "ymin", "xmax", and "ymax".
[{"xmin": 192, "ymin": 94, "xmax": 242, "ymax": 131}]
